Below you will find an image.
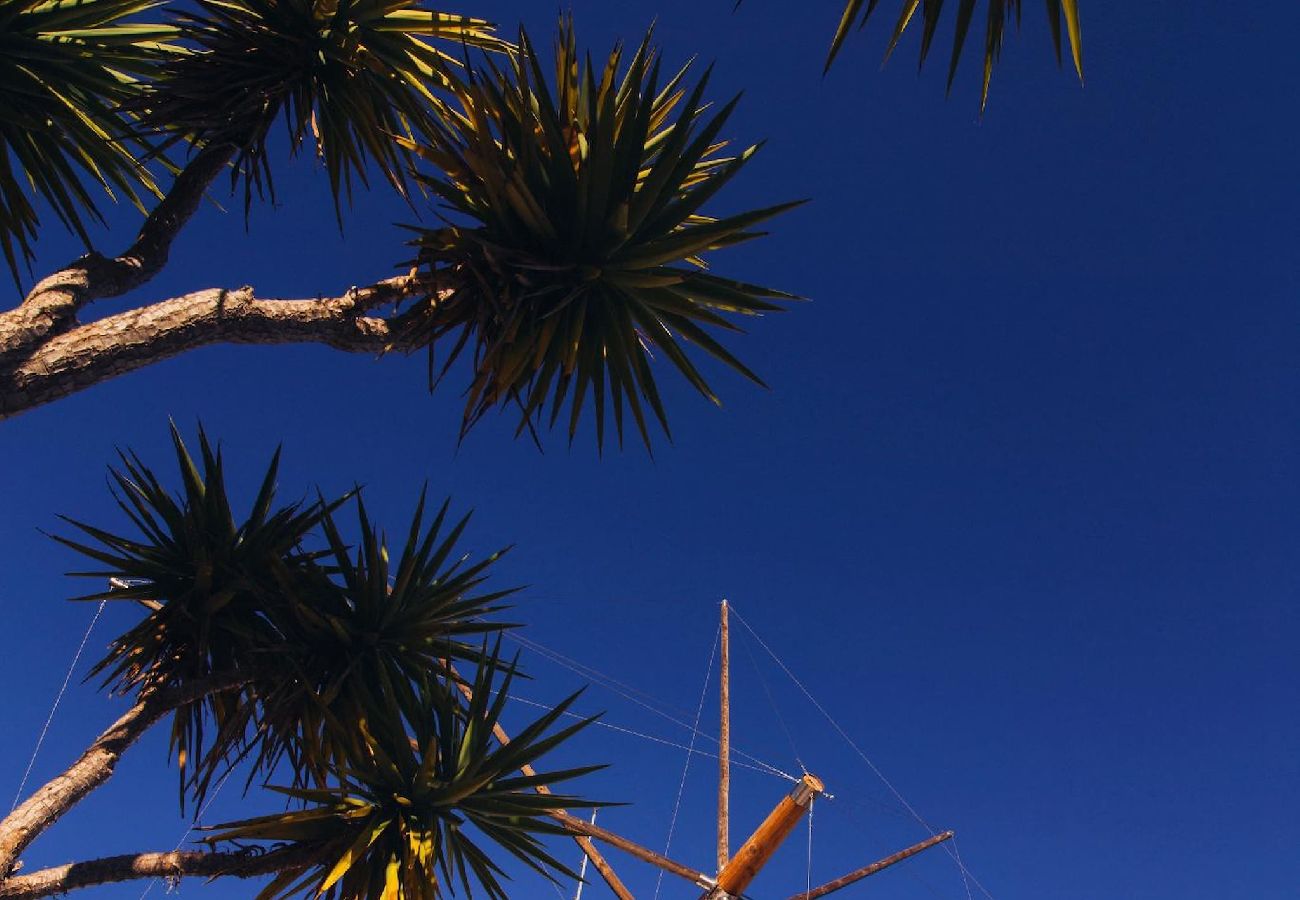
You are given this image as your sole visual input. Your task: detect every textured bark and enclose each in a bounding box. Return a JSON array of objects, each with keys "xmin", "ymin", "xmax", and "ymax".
[
  {"xmin": 0, "ymin": 275, "xmax": 431, "ymax": 420},
  {"xmin": 0, "ymin": 844, "xmax": 323, "ymax": 899},
  {"xmin": 0, "ymin": 673, "xmax": 250, "ymax": 878},
  {"xmin": 0, "ymin": 146, "xmax": 234, "ymax": 363}
]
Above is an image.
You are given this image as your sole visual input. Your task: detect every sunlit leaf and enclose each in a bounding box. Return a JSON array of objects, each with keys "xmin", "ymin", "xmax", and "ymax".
[{"xmin": 0, "ymin": 0, "xmax": 177, "ymax": 287}]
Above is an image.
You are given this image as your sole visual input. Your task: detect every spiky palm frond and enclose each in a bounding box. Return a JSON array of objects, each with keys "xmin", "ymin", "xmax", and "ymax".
[
  {"xmin": 134, "ymin": 0, "xmax": 510, "ymax": 216},
  {"xmin": 823, "ymin": 0, "xmax": 1084, "ymax": 109},
  {"xmin": 0, "ymin": 0, "xmax": 177, "ymax": 287},
  {"xmin": 250, "ymin": 489, "xmax": 517, "ymax": 788},
  {"xmin": 53, "ymin": 423, "xmax": 336, "ymax": 802},
  {"xmin": 401, "ymin": 20, "xmax": 803, "ymax": 450},
  {"xmin": 207, "ymin": 646, "xmax": 604, "ymax": 900},
  {"xmin": 55, "ymin": 426, "xmax": 522, "ymax": 812}
]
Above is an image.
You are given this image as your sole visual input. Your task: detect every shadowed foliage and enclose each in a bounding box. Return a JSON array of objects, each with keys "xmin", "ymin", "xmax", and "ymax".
[
  {"xmin": 52, "ymin": 426, "xmax": 528, "ymax": 826},
  {"xmin": 820, "ymin": 0, "xmax": 1083, "ymax": 108},
  {"xmin": 53, "ymin": 424, "xmax": 334, "ymax": 806},
  {"xmin": 248, "ymin": 490, "xmax": 517, "ymax": 790},
  {"xmin": 400, "ymin": 21, "xmax": 803, "ymax": 449},
  {"xmin": 205, "ymin": 644, "xmax": 605, "ymax": 900},
  {"xmin": 133, "ymin": 0, "xmax": 511, "ymax": 215},
  {"xmin": 0, "ymin": 0, "xmax": 177, "ymax": 285},
  {"xmin": 47, "ymin": 427, "xmax": 603, "ymax": 899}
]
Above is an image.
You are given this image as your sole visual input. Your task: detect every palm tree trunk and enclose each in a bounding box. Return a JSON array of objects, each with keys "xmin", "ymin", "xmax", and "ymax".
[
  {"xmin": 0, "ymin": 844, "xmax": 322, "ymax": 899},
  {"xmin": 0, "ymin": 145, "xmax": 234, "ymax": 366},
  {"xmin": 0, "ymin": 277, "xmax": 428, "ymax": 420},
  {"xmin": 0, "ymin": 674, "xmax": 250, "ymax": 878}
]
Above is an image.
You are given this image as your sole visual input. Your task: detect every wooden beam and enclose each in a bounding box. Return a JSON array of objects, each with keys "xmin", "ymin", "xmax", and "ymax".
[
  {"xmin": 712, "ymin": 773, "xmax": 823, "ymax": 898},
  {"xmin": 450, "ymin": 668, "xmax": 635, "ymax": 900},
  {"xmin": 786, "ymin": 831, "xmax": 955, "ymax": 899},
  {"xmin": 717, "ymin": 598, "xmax": 731, "ymax": 873},
  {"xmin": 550, "ymin": 811, "xmax": 716, "ymax": 890}
]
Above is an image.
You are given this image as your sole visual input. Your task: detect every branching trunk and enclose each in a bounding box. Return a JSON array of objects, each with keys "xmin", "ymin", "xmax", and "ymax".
[
  {"xmin": 0, "ymin": 275, "xmax": 431, "ymax": 420},
  {"xmin": 0, "ymin": 673, "xmax": 251, "ymax": 878},
  {"xmin": 0, "ymin": 844, "xmax": 323, "ymax": 899},
  {"xmin": 0, "ymin": 140, "xmax": 444, "ymax": 421},
  {"xmin": 0, "ymin": 146, "xmax": 234, "ymax": 364}
]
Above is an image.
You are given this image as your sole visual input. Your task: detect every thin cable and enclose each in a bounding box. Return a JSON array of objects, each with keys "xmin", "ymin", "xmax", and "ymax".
[
  {"xmin": 738, "ymin": 626, "xmax": 807, "ymax": 774},
  {"xmin": 653, "ymin": 625, "xmax": 718, "ymax": 900},
  {"xmin": 137, "ymin": 763, "xmax": 236, "ymax": 898},
  {"xmin": 505, "ymin": 631, "xmax": 797, "ymax": 781},
  {"xmin": 504, "ymin": 694, "xmax": 796, "ymax": 782},
  {"xmin": 10, "ymin": 598, "xmax": 108, "ymax": 812},
  {"xmin": 729, "ymin": 604, "xmax": 995, "ymax": 900},
  {"xmin": 508, "ymin": 633, "xmax": 691, "ymax": 722},
  {"xmin": 572, "ymin": 810, "xmax": 595, "ymax": 900},
  {"xmin": 950, "ymin": 834, "xmax": 975, "ymax": 900}
]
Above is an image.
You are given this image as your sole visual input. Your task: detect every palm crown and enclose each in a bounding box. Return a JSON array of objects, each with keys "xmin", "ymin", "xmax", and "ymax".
[
  {"xmin": 402, "ymin": 22, "xmax": 802, "ymax": 449},
  {"xmin": 54, "ymin": 426, "xmax": 601, "ymax": 898}
]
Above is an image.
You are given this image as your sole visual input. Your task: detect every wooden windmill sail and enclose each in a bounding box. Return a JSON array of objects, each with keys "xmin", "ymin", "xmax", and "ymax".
[{"xmin": 480, "ymin": 600, "xmax": 955, "ymax": 898}]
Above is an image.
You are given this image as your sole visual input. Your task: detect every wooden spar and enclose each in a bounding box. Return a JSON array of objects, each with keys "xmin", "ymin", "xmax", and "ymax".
[
  {"xmin": 710, "ymin": 773, "xmax": 824, "ymax": 898},
  {"xmin": 786, "ymin": 831, "xmax": 955, "ymax": 900},
  {"xmin": 449, "ymin": 668, "xmax": 634, "ymax": 900},
  {"xmin": 717, "ymin": 598, "xmax": 731, "ymax": 873},
  {"xmin": 551, "ymin": 810, "xmax": 716, "ymax": 890}
]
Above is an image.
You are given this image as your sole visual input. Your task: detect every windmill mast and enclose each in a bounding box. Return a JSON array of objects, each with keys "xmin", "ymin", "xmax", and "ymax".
[
  {"xmin": 457, "ymin": 607, "xmax": 959, "ymax": 900},
  {"xmin": 718, "ymin": 598, "xmax": 731, "ymax": 873}
]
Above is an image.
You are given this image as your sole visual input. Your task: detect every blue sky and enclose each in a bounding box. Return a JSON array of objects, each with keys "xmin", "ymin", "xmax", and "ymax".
[{"xmin": 1, "ymin": 2, "xmax": 1297, "ymax": 899}]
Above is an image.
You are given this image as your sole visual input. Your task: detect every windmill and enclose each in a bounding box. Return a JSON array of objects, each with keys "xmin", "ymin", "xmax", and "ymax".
[{"xmin": 489, "ymin": 601, "xmax": 955, "ymax": 899}]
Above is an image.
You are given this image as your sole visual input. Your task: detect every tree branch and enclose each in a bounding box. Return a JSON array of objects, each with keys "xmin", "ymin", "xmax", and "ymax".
[
  {"xmin": 0, "ymin": 672, "xmax": 252, "ymax": 878},
  {"xmin": 0, "ymin": 145, "xmax": 234, "ymax": 362},
  {"xmin": 0, "ymin": 843, "xmax": 324, "ymax": 899},
  {"xmin": 0, "ymin": 273, "xmax": 434, "ymax": 421}
]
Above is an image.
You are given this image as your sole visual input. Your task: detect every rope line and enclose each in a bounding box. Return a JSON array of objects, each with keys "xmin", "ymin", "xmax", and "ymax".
[
  {"xmin": 572, "ymin": 810, "xmax": 596, "ymax": 900},
  {"xmin": 504, "ymin": 695, "xmax": 796, "ymax": 782},
  {"xmin": 653, "ymin": 624, "xmax": 718, "ymax": 900},
  {"xmin": 504, "ymin": 631, "xmax": 798, "ymax": 782},
  {"xmin": 738, "ymin": 626, "xmax": 808, "ymax": 774},
  {"xmin": 729, "ymin": 604, "xmax": 995, "ymax": 900},
  {"xmin": 10, "ymin": 598, "xmax": 108, "ymax": 813},
  {"xmin": 950, "ymin": 833, "xmax": 975, "ymax": 900},
  {"xmin": 137, "ymin": 763, "xmax": 236, "ymax": 898},
  {"xmin": 508, "ymin": 632, "xmax": 691, "ymax": 722}
]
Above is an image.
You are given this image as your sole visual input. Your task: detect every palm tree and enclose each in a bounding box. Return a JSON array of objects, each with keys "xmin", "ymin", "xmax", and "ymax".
[
  {"xmin": 0, "ymin": 425, "xmax": 601, "ymax": 898},
  {"xmin": 0, "ymin": 6, "xmax": 801, "ymax": 442},
  {"xmin": 0, "ymin": 2, "xmax": 1091, "ymax": 896},
  {"xmin": 0, "ymin": 0, "xmax": 1086, "ymax": 423}
]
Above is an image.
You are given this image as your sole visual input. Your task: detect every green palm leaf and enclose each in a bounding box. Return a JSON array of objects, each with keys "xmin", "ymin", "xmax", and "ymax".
[
  {"xmin": 54, "ymin": 424, "xmax": 524, "ymax": 816},
  {"xmin": 821, "ymin": 0, "xmax": 1084, "ymax": 109},
  {"xmin": 250, "ymin": 488, "xmax": 517, "ymax": 790},
  {"xmin": 207, "ymin": 643, "xmax": 605, "ymax": 900},
  {"xmin": 134, "ymin": 0, "xmax": 511, "ymax": 216},
  {"xmin": 400, "ymin": 19, "xmax": 803, "ymax": 451},
  {"xmin": 52, "ymin": 422, "xmax": 339, "ymax": 808},
  {"xmin": 0, "ymin": 0, "xmax": 178, "ymax": 287}
]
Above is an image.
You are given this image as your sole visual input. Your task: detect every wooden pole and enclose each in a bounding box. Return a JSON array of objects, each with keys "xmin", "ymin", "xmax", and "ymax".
[
  {"xmin": 711, "ymin": 773, "xmax": 824, "ymax": 898},
  {"xmin": 550, "ymin": 811, "xmax": 716, "ymax": 890},
  {"xmin": 450, "ymin": 668, "xmax": 635, "ymax": 900},
  {"xmin": 717, "ymin": 598, "xmax": 731, "ymax": 873},
  {"xmin": 786, "ymin": 831, "xmax": 955, "ymax": 900}
]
